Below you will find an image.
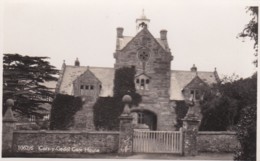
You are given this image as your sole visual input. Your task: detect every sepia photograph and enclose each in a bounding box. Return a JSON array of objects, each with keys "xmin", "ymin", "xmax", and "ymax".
[{"xmin": 2, "ymin": 0, "xmax": 258, "ymax": 160}]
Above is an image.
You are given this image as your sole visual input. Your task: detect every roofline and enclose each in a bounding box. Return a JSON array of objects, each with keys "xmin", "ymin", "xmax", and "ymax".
[
  {"xmin": 118, "ymin": 27, "xmax": 169, "ymax": 52},
  {"xmin": 65, "ymin": 65, "xmax": 114, "ymax": 70}
]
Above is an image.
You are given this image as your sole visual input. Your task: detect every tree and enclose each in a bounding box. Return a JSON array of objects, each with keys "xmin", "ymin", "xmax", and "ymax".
[
  {"xmin": 3, "ymin": 53, "xmax": 59, "ymax": 118},
  {"xmin": 200, "ymin": 73, "xmax": 257, "ymax": 130},
  {"xmin": 238, "ymin": 7, "xmax": 258, "ymax": 66},
  {"xmin": 234, "ymin": 105, "xmax": 256, "ymax": 161}
]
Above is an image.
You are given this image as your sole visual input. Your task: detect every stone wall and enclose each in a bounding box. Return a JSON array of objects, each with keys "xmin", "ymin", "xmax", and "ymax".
[
  {"xmin": 197, "ymin": 131, "xmax": 240, "ymax": 152},
  {"xmin": 73, "ymin": 102, "xmax": 95, "ymax": 130},
  {"xmin": 12, "ymin": 131, "xmax": 119, "ymax": 154}
]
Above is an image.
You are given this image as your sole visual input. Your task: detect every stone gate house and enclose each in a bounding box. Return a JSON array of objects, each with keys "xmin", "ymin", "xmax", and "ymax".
[{"xmin": 55, "ymin": 12, "xmax": 220, "ymax": 131}]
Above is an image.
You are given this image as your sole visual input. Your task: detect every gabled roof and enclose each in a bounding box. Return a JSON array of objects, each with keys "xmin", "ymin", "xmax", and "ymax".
[
  {"xmin": 57, "ymin": 66, "xmax": 218, "ymax": 101},
  {"xmin": 58, "ymin": 66, "xmax": 114, "ymax": 97},
  {"xmin": 117, "ymin": 28, "xmax": 168, "ymax": 51},
  {"xmin": 170, "ymin": 70, "xmax": 218, "ymax": 100},
  {"xmin": 184, "ymin": 75, "xmax": 209, "ymax": 90},
  {"xmin": 73, "ymin": 68, "xmax": 101, "ymax": 84},
  {"xmin": 135, "ymin": 72, "xmax": 151, "ymax": 78}
]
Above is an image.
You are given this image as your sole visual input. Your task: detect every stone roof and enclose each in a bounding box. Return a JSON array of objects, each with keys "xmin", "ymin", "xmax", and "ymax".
[
  {"xmin": 58, "ymin": 66, "xmax": 114, "ymax": 97},
  {"xmin": 117, "ymin": 36, "xmax": 168, "ymax": 51},
  {"xmin": 57, "ymin": 66, "xmax": 218, "ymax": 101},
  {"xmin": 170, "ymin": 70, "xmax": 218, "ymax": 100}
]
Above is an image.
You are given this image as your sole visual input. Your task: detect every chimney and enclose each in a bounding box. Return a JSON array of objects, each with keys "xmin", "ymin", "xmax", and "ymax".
[
  {"xmin": 190, "ymin": 64, "xmax": 197, "ymax": 72},
  {"xmin": 117, "ymin": 27, "xmax": 124, "ymax": 38},
  {"xmin": 160, "ymin": 30, "xmax": 167, "ymax": 40},
  {"xmin": 75, "ymin": 58, "xmax": 80, "ymax": 66}
]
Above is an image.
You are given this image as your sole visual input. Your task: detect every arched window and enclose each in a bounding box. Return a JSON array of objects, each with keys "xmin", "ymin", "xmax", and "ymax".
[
  {"xmin": 146, "ymin": 79, "xmax": 150, "ymax": 84},
  {"xmin": 136, "ymin": 79, "xmax": 140, "ymax": 84}
]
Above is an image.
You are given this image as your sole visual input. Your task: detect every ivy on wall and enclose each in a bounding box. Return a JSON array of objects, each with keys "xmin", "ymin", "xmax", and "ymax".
[
  {"xmin": 174, "ymin": 101, "xmax": 189, "ymax": 130},
  {"xmin": 49, "ymin": 94, "xmax": 82, "ymax": 130},
  {"xmin": 93, "ymin": 67, "xmax": 141, "ymax": 131}
]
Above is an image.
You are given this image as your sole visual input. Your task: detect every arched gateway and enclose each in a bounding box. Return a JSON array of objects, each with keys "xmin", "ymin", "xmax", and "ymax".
[{"xmin": 131, "ymin": 110, "xmax": 157, "ymax": 130}]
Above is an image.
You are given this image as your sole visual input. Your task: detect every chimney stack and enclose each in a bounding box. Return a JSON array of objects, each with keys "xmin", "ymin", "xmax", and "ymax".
[
  {"xmin": 117, "ymin": 27, "xmax": 124, "ymax": 38},
  {"xmin": 75, "ymin": 58, "xmax": 80, "ymax": 66},
  {"xmin": 191, "ymin": 64, "xmax": 197, "ymax": 72},
  {"xmin": 160, "ymin": 30, "xmax": 167, "ymax": 40}
]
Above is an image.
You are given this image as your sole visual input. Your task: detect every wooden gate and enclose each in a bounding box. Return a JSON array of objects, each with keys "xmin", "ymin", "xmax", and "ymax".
[{"xmin": 133, "ymin": 129, "xmax": 183, "ymax": 154}]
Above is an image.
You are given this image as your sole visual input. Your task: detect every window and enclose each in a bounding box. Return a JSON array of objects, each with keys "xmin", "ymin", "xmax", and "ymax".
[
  {"xmin": 85, "ymin": 85, "xmax": 89, "ymax": 90},
  {"xmin": 146, "ymin": 79, "xmax": 150, "ymax": 84},
  {"xmin": 138, "ymin": 112, "xmax": 144, "ymax": 124},
  {"xmin": 138, "ymin": 49, "xmax": 150, "ymax": 62},
  {"xmin": 190, "ymin": 89, "xmax": 200, "ymax": 100},
  {"xmin": 80, "ymin": 85, "xmax": 84, "ymax": 89},
  {"xmin": 29, "ymin": 115, "xmax": 36, "ymax": 122},
  {"xmin": 135, "ymin": 76, "xmax": 150, "ymax": 90},
  {"xmin": 90, "ymin": 85, "xmax": 94, "ymax": 90}
]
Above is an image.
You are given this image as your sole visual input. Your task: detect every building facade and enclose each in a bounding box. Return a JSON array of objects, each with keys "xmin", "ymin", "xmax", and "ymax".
[{"xmin": 56, "ymin": 12, "xmax": 220, "ymax": 131}]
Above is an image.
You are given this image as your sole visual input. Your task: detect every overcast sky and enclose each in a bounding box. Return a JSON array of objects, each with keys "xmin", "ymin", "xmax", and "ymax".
[{"xmin": 3, "ymin": 0, "xmax": 258, "ymax": 78}]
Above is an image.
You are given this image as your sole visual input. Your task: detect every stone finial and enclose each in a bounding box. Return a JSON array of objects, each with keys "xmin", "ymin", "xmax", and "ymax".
[
  {"xmin": 121, "ymin": 95, "xmax": 132, "ymax": 116},
  {"xmin": 3, "ymin": 99, "xmax": 16, "ymax": 122},
  {"xmin": 191, "ymin": 64, "xmax": 197, "ymax": 72},
  {"xmin": 160, "ymin": 30, "xmax": 167, "ymax": 40},
  {"xmin": 75, "ymin": 57, "xmax": 80, "ymax": 66},
  {"xmin": 122, "ymin": 95, "xmax": 132, "ymax": 103},
  {"xmin": 117, "ymin": 27, "xmax": 124, "ymax": 38}
]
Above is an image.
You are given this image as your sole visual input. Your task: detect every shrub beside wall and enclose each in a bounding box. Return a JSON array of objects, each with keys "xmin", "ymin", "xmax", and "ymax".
[{"xmin": 50, "ymin": 94, "xmax": 83, "ymax": 130}]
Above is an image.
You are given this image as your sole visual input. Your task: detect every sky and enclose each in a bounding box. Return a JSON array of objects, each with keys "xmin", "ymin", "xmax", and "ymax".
[{"xmin": 3, "ymin": 0, "xmax": 258, "ymax": 78}]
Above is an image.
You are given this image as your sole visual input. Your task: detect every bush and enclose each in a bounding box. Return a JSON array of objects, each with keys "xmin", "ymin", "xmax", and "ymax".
[
  {"xmin": 49, "ymin": 94, "xmax": 82, "ymax": 130},
  {"xmin": 234, "ymin": 105, "xmax": 256, "ymax": 161},
  {"xmin": 93, "ymin": 97, "xmax": 122, "ymax": 131}
]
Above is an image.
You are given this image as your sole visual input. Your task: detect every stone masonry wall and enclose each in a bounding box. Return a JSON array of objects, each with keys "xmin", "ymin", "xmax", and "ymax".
[
  {"xmin": 73, "ymin": 102, "xmax": 95, "ymax": 130},
  {"xmin": 197, "ymin": 131, "xmax": 240, "ymax": 152},
  {"xmin": 12, "ymin": 131, "xmax": 119, "ymax": 154},
  {"xmin": 114, "ymin": 28, "xmax": 175, "ymax": 131}
]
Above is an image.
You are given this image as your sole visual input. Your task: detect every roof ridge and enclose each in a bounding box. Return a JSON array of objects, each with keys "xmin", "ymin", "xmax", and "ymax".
[
  {"xmin": 66, "ymin": 65, "xmax": 114, "ymax": 70},
  {"xmin": 171, "ymin": 70, "xmax": 214, "ymax": 73}
]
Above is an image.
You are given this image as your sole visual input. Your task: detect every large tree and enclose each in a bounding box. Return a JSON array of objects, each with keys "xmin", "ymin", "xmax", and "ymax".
[
  {"xmin": 238, "ymin": 7, "xmax": 258, "ymax": 66},
  {"xmin": 3, "ymin": 53, "xmax": 59, "ymax": 118}
]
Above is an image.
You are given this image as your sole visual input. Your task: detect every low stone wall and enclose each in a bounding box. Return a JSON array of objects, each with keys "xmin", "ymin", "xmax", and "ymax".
[
  {"xmin": 12, "ymin": 130, "xmax": 119, "ymax": 154},
  {"xmin": 197, "ymin": 131, "xmax": 240, "ymax": 152}
]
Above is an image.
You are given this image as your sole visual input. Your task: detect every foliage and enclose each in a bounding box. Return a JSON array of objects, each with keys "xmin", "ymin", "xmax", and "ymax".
[
  {"xmin": 174, "ymin": 101, "xmax": 189, "ymax": 130},
  {"xmin": 49, "ymin": 94, "xmax": 83, "ymax": 130},
  {"xmin": 234, "ymin": 105, "xmax": 256, "ymax": 161},
  {"xmin": 3, "ymin": 53, "xmax": 59, "ymax": 117},
  {"xmin": 93, "ymin": 97, "xmax": 121, "ymax": 131},
  {"xmin": 199, "ymin": 73, "xmax": 257, "ymax": 131},
  {"xmin": 238, "ymin": 7, "xmax": 258, "ymax": 66},
  {"xmin": 200, "ymin": 92, "xmax": 238, "ymax": 131},
  {"xmin": 93, "ymin": 67, "xmax": 141, "ymax": 130},
  {"xmin": 113, "ymin": 66, "xmax": 142, "ymax": 107}
]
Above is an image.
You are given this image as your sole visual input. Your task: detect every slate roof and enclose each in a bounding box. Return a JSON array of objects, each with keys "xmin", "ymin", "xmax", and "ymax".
[
  {"xmin": 57, "ymin": 66, "xmax": 218, "ymax": 101},
  {"xmin": 170, "ymin": 70, "xmax": 218, "ymax": 100},
  {"xmin": 117, "ymin": 36, "xmax": 168, "ymax": 50}
]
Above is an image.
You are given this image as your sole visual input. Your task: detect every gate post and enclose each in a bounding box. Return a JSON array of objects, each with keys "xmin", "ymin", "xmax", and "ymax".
[
  {"xmin": 182, "ymin": 100, "xmax": 200, "ymax": 156},
  {"xmin": 2, "ymin": 99, "xmax": 17, "ymax": 155},
  {"xmin": 118, "ymin": 95, "xmax": 134, "ymax": 155}
]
